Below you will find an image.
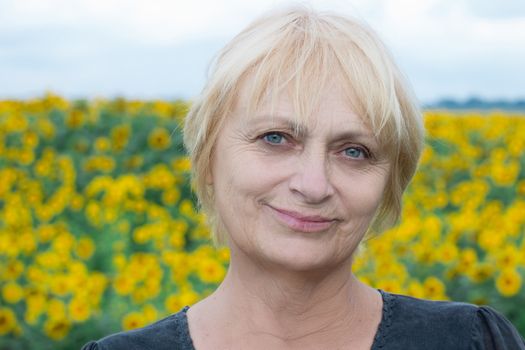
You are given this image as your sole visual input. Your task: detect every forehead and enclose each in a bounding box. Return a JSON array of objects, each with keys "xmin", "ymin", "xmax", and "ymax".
[{"xmin": 231, "ymin": 76, "xmax": 372, "ymax": 134}]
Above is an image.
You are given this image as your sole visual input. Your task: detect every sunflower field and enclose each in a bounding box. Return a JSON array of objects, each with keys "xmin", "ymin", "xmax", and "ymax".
[{"xmin": 0, "ymin": 93, "xmax": 524, "ymax": 349}]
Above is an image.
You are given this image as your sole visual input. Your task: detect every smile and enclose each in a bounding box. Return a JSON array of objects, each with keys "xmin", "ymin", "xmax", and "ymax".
[{"xmin": 264, "ymin": 205, "xmax": 337, "ymax": 233}]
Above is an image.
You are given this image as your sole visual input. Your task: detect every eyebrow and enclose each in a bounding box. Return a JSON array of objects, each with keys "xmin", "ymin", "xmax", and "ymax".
[{"xmin": 246, "ymin": 115, "xmax": 305, "ymax": 136}]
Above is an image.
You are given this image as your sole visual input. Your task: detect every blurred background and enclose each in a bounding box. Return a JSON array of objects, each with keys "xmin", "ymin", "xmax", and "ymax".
[{"xmin": 0, "ymin": 0, "xmax": 524, "ymax": 349}]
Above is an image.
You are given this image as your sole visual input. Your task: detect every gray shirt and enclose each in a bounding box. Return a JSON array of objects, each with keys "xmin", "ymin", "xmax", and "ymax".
[{"xmin": 81, "ymin": 289, "xmax": 525, "ymax": 349}]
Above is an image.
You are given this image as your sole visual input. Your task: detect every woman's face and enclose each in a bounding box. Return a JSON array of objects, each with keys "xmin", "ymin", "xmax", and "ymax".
[{"xmin": 210, "ymin": 80, "xmax": 390, "ymax": 272}]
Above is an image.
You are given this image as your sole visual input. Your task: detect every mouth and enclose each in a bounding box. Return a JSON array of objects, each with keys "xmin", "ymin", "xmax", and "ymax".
[{"xmin": 264, "ymin": 204, "xmax": 338, "ymax": 233}]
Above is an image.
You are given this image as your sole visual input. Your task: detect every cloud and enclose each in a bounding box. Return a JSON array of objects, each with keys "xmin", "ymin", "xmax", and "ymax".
[
  {"xmin": 0, "ymin": 0, "xmax": 233, "ymax": 45},
  {"xmin": 0, "ymin": 0, "xmax": 524, "ymax": 101},
  {"xmin": 464, "ymin": 0, "xmax": 525, "ymax": 19}
]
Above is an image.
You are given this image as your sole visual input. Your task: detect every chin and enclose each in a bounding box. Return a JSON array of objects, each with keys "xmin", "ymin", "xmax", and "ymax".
[{"xmin": 256, "ymin": 236, "xmax": 350, "ymax": 273}]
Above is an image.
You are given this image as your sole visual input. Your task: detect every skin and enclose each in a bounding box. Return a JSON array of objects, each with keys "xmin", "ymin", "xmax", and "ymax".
[{"xmin": 187, "ymin": 79, "xmax": 391, "ymax": 350}]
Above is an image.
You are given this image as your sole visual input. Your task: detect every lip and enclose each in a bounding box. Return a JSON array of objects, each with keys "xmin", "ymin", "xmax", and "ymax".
[{"xmin": 265, "ymin": 205, "xmax": 337, "ymax": 233}]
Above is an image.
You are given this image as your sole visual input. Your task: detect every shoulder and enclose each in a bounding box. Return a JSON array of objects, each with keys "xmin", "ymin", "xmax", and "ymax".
[
  {"xmin": 381, "ymin": 291, "xmax": 477, "ymax": 348},
  {"xmin": 378, "ymin": 291, "xmax": 525, "ymax": 350},
  {"xmin": 472, "ymin": 305, "xmax": 525, "ymax": 349},
  {"xmin": 386, "ymin": 291, "xmax": 477, "ymax": 324},
  {"xmin": 80, "ymin": 307, "xmax": 194, "ymax": 350}
]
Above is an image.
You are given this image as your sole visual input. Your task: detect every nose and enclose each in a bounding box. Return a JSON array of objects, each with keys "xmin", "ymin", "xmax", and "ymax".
[{"xmin": 288, "ymin": 149, "xmax": 335, "ymax": 203}]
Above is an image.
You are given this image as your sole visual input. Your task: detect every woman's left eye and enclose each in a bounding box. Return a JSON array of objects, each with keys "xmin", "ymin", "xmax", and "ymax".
[{"xmin": 343, "ymin": 146, "xmax": 369, "ymax": 159}]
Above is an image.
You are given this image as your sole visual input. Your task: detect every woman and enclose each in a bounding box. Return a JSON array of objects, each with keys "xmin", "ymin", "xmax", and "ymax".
[{"xmin": 82, "ymin": 5, "xmax": 525, "ymax": 350}]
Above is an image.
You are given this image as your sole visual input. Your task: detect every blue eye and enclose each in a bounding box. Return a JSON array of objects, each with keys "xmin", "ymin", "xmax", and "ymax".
[
  {"xmin": 263, "ymin": 133, "xmax": 285, "ymax": 144},
  {"xmin": 344, "ymin": 146, "xmax": 367, "ymax": 159}
]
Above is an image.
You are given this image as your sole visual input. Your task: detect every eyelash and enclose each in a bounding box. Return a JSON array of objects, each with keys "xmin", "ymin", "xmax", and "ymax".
[{"xmin": 260, "ymin": 131, "xmax": 372, "ymax": 160}]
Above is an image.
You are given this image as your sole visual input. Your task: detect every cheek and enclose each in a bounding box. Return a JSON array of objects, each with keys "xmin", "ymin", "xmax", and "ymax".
[
  {"xmin": 337, "ymin": 169, "xmax": 389, "ymax": 216},
  {"xmin": 214, "ymin": 148, "xmax": 288, "ymax": 197},
  {"xmin": 211, "ymin": 150, "xmax": 280, "ymax": 226},
  {"xmin": 211, "ymin": 154, "xmax": 282, "ymax": 250}
]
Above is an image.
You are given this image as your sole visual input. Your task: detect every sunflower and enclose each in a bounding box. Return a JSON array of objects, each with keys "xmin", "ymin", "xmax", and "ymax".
[{"xmin": 147, "ymin": 127, "xmax": 171, "ymax": 150}]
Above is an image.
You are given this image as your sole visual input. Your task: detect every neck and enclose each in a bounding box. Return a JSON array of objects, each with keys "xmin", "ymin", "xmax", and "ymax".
[
  {"xmin": 196, "ymin": 246, "xmax": 380, "ymax": 348},
  {"xmin": 220, "ymin": 253, "xmax": 358, "ymax": 316}
]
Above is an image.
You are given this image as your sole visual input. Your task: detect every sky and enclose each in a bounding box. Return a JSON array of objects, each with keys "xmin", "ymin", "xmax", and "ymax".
[{"xmin": 1, "ymin": 0, "xmax": 524, "ymax": 104}]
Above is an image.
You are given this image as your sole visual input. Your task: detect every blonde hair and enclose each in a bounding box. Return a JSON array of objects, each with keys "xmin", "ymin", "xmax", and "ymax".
[{"xmin": 184, "ymin": 5, "xmax": 425, "ymax": 246}]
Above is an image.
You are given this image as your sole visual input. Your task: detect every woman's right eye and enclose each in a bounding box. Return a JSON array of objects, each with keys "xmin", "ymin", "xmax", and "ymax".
[{"xmin": 262, "ymin": 132, "xmax": 286, "ymax": 145}]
